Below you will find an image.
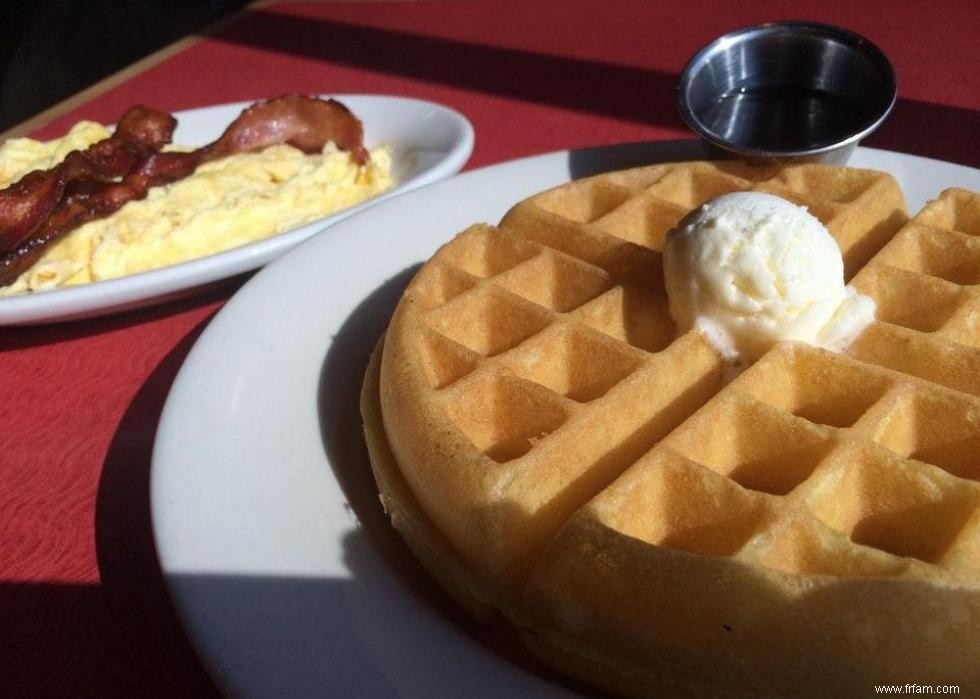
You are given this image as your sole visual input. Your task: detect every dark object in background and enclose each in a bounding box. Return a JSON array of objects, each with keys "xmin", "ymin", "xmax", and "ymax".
[{"xmin": 0, "ymin": 0, "xmax": 249, "ymax": 133}]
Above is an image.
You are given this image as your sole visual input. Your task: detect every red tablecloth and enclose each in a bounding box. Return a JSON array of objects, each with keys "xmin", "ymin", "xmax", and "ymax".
[{"xmin": 2, "ymin": 1, "xmax": 978, "ymax": 695}]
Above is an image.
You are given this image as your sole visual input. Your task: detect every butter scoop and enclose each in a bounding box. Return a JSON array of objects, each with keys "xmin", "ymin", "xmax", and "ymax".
[{"xmin": 663, "ymin": 191, "xmax": 875, "ymax": 363}]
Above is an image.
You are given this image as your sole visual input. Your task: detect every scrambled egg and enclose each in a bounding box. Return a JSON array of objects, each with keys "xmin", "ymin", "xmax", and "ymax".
[{"xmin": 0, "ymin": 121, "xmax": 393, "ymax": 295}]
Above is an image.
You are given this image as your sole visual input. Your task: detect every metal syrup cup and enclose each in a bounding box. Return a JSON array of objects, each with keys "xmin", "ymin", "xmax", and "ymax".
[{"xmin": 677, "ymin": 21, "xmax": 897, "ymax": 164}]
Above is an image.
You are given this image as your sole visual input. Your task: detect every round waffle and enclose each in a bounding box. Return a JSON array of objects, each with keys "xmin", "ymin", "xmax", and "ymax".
[{"xmin": 362, "ymin": 160, "xmax": 980, "ymax": 697}]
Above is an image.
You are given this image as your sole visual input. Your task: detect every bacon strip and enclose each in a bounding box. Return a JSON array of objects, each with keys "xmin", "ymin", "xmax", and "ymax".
[
  {"xmin": 0, "ymin": 106, "xmax": 177, "ymax": 251},
  {"xmin": 204, "ymin": 94, "xmax": 368, "ymax": 164},
  {"xmin": 0, "ymin": 95, "xmax": 368, "ymax": 288}
]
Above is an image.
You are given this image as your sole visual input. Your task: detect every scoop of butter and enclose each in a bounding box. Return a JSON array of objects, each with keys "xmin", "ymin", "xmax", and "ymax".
[{"xmin": 662, "ymin": 191, "xmax": 875, "ymax": 363}]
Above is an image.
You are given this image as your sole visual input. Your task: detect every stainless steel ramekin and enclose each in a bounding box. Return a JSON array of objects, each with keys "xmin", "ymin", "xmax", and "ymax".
[{"xmin": 678, "ymin": 21, "xmax": 897, "ymax": 164}]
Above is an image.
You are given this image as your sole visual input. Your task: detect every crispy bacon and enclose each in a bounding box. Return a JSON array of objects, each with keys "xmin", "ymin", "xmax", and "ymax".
[
  {"xmin": 204, "ymin": 94, "xmax": 368, "ymax": 164},
  {"xmin": 0, "ymin": 95, "xmax": 368, "ymax": 288},
  {"xmin": 0, "ymin": 106, "xmax": 177, "ymax": 251}
]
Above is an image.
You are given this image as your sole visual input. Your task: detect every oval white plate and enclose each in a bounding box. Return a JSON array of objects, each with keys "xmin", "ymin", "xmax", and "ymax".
[
  {"xmin": 152, "ymin": 144, "xmax": 980, "ymax": 698},
  {"xmin": 0, "ymin": 95, "xmax": 473, "ymax": 325}
]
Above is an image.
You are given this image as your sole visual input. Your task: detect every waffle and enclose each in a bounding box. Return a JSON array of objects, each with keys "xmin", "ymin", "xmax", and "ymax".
[{"xmin": 362, "ymin": 162, "xmax": 980, "ymax": 696}]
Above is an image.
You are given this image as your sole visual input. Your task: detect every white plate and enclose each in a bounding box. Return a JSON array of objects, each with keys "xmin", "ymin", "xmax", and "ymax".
[
  {"xmin": 152, "ymin": 143, "xmax": 980, "ymax": 698},
  {"xmin": 0, "ymin": 95, "xmax": 473, "ymax": 325}
]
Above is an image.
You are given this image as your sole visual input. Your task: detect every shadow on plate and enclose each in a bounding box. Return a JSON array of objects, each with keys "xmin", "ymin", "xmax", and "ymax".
[
  {"xmin": 164, "ymin": 520, "xmax": 588, "ymax": 698},
  {"xmin": 311, "ymin": 266, "xmax": 591, "ymax": 697}
]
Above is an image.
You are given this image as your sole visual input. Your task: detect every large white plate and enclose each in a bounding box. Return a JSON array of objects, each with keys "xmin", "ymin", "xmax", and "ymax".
[
  {"xmin": 152, "ymin": 143, "xmax": 980, "ymax": 698},
  {"xmin": 0, "ymin": 95, "xmax": 473, "ymax": 325}
]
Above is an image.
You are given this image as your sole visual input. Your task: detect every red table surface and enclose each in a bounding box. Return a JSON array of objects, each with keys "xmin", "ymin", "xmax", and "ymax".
[{"xmin": 2, "ymin": 1, "xmax": 978, "ymax": 696}]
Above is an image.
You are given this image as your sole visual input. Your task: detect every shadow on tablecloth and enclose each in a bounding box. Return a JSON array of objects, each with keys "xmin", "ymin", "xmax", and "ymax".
[
  {"xmin": 95, "ymin": 310, "xmax": 221, "ymax": 697},
  {"xmin": 0, "ymin": 300, "xmax": 230, "ymax": 697},
  {"xmin": 214, "ymin": 12, "xmax": 980, "ymax": 168},
  {"xmin": 0, "ymin": 274, "xmax": 246, "ymax": 352}
]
